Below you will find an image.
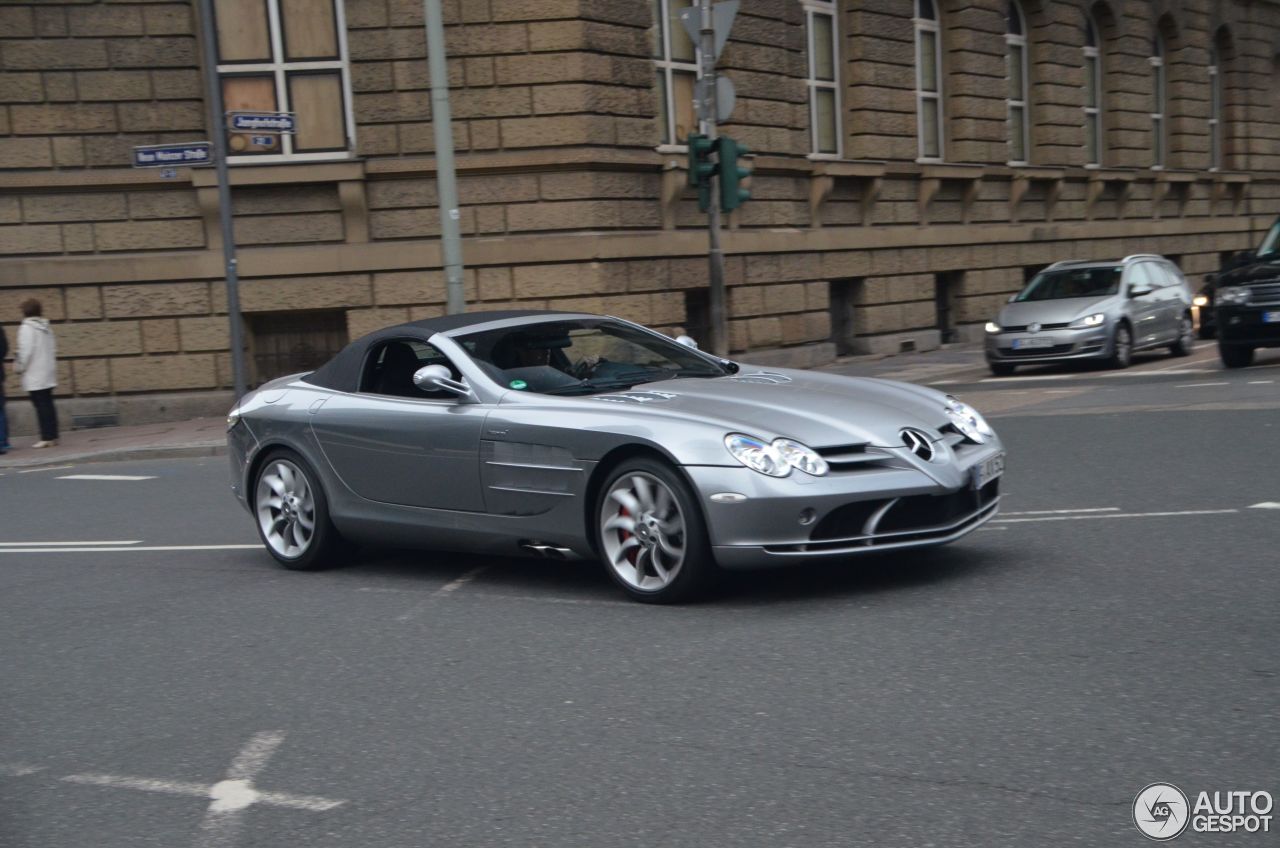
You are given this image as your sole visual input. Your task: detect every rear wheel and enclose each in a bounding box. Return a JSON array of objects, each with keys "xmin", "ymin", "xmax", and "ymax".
[
  {"xmin": 1169, "ymin": 315, "xmax": 1194, "ymax": 357},
  {"xmin": 595, "ymin": 458, "xmax": 717, "ymax": 603},
  {"xmin": 1108, "ymin": 323, "xmax": 1133, "ymax": 369},
  {"xmin": 988, "ymin": 362, "xmax": 1016, "ymax": 377},
  {"xmin": 253, "ymin": 449, "xmax": 350, "ymax": 571},
  {"xmin": 1219, "ymin": 344, "xmax": 1255, "ymax": 369}
]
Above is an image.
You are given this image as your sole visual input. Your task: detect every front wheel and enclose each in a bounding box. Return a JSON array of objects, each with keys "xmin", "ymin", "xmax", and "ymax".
[
  {"xmin": 253, "ymin": 449, "xmax": 350, "ymax": 571},
  {"xmin": 1169, "ymin": 316, "xmax": 1194, "ymax": 357},
  {"xmin": 1219, "ymin": 344, "xmax": 1255, "ymax": 369},
  {"xmin": 1108, "ymin": 323, "xmax": 1133, "ymax": 369},
  {"xmin": 595, "ymin": 458, "xmax": 717, "ymax": 603}
]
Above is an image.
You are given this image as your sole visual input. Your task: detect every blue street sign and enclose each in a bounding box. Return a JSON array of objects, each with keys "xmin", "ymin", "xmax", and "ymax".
[
  {"xmin": 250, "ymin": 135, "xmax": 274, "ymax": 146},
  {"xmin": 132, "ymin": 142, "xmax": 212, "ymax": 168},
  {"xmin": 228, "ymin": 111, "xmax": 296, "ymax": 134},
  {"xmin": 159, "ymin": 167, "xmax": 178, "ymax": 179}
]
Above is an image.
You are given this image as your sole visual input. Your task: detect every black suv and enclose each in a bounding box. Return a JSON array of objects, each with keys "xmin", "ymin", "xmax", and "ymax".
[{"xmin": 1213, "ymin": 218, "xmax": 1280, "ymax": 367}]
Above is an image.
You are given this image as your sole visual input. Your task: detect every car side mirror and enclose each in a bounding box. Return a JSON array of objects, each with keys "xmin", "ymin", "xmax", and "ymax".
[
  {"xmin": 1232, "ymin": 250, "xmax": 1255, "ymax": 265},
  {"xmin": 676, "ymin": 335, "xmax": 699, "ymax": 350},
  {"xmin": 412, "ymin": 364, "xmax": 470, "ymax": 398},
  {"xmin": 1128, "ymin": 284, "xmax": 1154, "ymax": 299},
  {"xmin": 1007, "ymin": 294, "xmax": 1018, "ymax": 303}
]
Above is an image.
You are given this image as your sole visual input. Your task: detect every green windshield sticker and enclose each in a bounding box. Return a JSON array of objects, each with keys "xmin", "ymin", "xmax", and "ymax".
[{"xmin": 509, "ymin": 379, "xmax": 528, "ymax": 390}]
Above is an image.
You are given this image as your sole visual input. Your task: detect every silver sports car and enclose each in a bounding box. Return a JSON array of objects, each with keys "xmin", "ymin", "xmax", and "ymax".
[{"xmin": 228, "ymin": 310, "xmax": 1004, "ymax": 602}]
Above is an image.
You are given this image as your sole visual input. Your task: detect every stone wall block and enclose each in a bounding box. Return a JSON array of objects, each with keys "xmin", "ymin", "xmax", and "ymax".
[
  {"xmin": 58, "ymin": 321, "xmax": 143, "ymax": 357},
  {"xmin": 94, "ymin": 220, "xmax": 204, "ymax": 252},
  {"xmin": 233, "ymin": 275, "xmax": 373, "ymax": 312},
  {"xmin": 110, "ymin": 354, "xmax": 218, "ymax": 392},
  {"xmin": 141, "ymin": 318, "xmax": 180, "ymax": 353},
  {"xmin": 178, "ymin": 316, "xmax": 230, "ymax": 352},
  {"xmin": 65, "ymin": 286, "xmax": 103, "ymax": 320},
  {"xmin": 71, "ymin": 359, "xmax": 110, "ymax": 395},
  {"xmin": 104, "ymin": 282, "xmax": 210, "ymax": 319}
]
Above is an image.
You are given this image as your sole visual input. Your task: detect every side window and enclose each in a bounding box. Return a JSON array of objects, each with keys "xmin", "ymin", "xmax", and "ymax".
[
  {"xmin": 359, "ymin": 340, "xmax": 460, "ymax": 400},
  {"xmin": 1126, "ymin": 263, "xmax": 1153, "ymax": 290},
  {"xmin": 1144, "ymin": 262, "xmax": 1171, "ymax": 288}
]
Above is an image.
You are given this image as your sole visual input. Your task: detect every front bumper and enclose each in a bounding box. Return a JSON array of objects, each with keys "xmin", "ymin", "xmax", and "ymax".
[
  {"xmin": 984, "ymin": 326, "xmax": 1109, "ymax": 364},
  {"xmin": 688, "ymin": 442, "xmax": 1003, "ymax": 569},
  {"xmin": 1216, "ymin": 306, "xmax": 1280, "ymax": 347}
]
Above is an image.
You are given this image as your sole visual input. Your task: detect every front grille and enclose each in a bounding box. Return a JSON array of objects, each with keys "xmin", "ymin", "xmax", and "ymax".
[
  {"xmin": 877, "ymin": 480, "xmax": 999, "ymax": 533},
  {"xmin": 811, "ymin": 499, "xmax": 893, "ymax": 541},
  {"xmin": 1246, "ymin": 282, "xmax": 1280, "ymax": 305},
  {"xmin": 1002, "ymin": 343, "xmax": 1073, "ymax": 356},
  {"xmin": 1001, "ymin": 322, "xmax": 1070, "ymax": 333}
]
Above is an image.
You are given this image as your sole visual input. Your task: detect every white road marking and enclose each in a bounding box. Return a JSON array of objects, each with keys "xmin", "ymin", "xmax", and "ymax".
[
  {"xmin": 994, "ymin": 509, "xmax": 1238, "ymax": 524},
  {"xmin": 1248, "ymin": 380, "xmax": 1275, "ymax": 385},
  {"xmin": 976, "ymin": 526, "xmax": 1008, "ymax": 531},
  {"xmin": 0, "ymin": 763, "xmax": 45, "ymax": 777},
  {"xmin": 1042, "ymin": 389, "xmax": 1079, "ymax": 394},
  {"xmin": 433, "ymin": 565, "xmax": 489, "ymax": 596},
  {"xmin": 979, "ymin": 369, "xmax": 1214, "ymax": 384},
  {"xmin": 64, "ymin": 772, "xmax": 212, "ymax": 797},
  {"xmin": 1174, "ymin": 382, "xmax": 1230, "ymax": 388},
  {"xmin": 0, "ymin": 540, "xmax": 140, "ymax": 547},
  {"xmin": 0, "ymin": 544, "xmax": 262, "ymax": 554},
  {"xmin": 17, "ymin": 464, "xmax": 74, "ymax": 474},
  {"xmin": 1249, "ymin": 502, "xmax": 1280, "ymax": 510},
  {"xmin": 57, "ymin": 474, "xmax": 156, "ymax": 481},
  {"xmin": 1001, "ymin": 508, "xmax": 1120, "ymax": 516}
]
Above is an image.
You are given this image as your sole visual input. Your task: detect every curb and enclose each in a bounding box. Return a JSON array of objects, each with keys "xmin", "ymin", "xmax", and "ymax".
[{"xmin": 0, "ymin": 442, "xmax": 226, "ymax": 471}]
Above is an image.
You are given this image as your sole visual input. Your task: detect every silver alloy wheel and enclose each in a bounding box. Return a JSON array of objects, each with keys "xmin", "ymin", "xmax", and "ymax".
[
  {"xmin": 1178, "ymin": 317, "xmax": 1194, "ymax": 349},
  {"xmin": 600, "ymin": 472, "xmax": 686, "ymax": 592},
  {"xmin": 1114, "ymin": 325, "xmax": 1132, "ymax": 366},
  {"xmin": 256, "ymin": 458, "xmax": 316, "ymax": 559}
]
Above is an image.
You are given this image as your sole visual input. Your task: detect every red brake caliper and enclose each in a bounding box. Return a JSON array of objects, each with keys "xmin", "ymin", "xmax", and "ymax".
[{"xmin": 618, "ymin": 505, "xmax": 638, "ymax": 564}]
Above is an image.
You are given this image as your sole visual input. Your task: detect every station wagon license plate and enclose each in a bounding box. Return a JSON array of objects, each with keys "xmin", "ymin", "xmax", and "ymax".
[
  {"xmin": 971, "ymin": 453, "xmax": 1005, "ymax": 490},
  {"xmin": 1264, "ymin": 311, "xmax": 1280, "ymax": 323},
  {"xmin": 1012, "ymin": 337, "xmax": 1054, "ymax": 349}
]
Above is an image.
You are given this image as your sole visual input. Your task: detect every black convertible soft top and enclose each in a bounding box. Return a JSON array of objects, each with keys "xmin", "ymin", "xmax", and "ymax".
[{"xmin": 302, "ymin": 309, "xmax": 567, "ymax": 392}]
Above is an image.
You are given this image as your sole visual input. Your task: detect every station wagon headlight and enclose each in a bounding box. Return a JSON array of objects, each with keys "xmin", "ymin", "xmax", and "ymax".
[
  {"xmin": 724, "ymin": 434, "xmax": 791, "ymax": 477},
  {"xmin": 1216, "ymin": 286, "xmax": 1249, "ymax": 305},
  {"xmin": 984, "ymin": 321, "xmax": 1002, "ymax": 334},
  {"xmin": 773, "ymin": 439, "xmax": 829, "ymax": 477},
  {"xmin": 1069, "ymin": 312, "xmax": 1106, "ymax": 329},
  {"xmin": 944, "ymin": 396, "xmax": 994, "ymax": 445}
]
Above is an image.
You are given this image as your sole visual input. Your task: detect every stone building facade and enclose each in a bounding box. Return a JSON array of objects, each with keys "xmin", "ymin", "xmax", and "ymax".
[{"xmin": 1, "ymin": 0, "xmax": 1277, "ymax": 429}]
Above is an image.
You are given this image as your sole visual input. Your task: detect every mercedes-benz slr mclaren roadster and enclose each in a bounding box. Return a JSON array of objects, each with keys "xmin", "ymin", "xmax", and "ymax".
[{"xmin": 228, "ymin": 310, "xmax": 1005, "ymax": 602}]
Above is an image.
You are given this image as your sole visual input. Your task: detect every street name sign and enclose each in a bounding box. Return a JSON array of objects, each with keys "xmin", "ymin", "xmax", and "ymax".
[
  {"xmin": 132, "ymin": 142, "xmax": 212, "ymax": 168},
  {"xmin": 227, "ymin": 111, "xmax": 296, "ymax": 134}
]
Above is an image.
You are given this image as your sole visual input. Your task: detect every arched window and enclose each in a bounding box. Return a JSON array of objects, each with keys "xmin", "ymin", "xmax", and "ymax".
[
  {"xmin": 1150, "ymin": 32, "xmax": 1166, "ymax": 168},
  {"xmin": 1006, "ymin": 1, "xmax": 1030, "ymax": 164},
  {"xmin": 915, "ymin": 0, "xmax": 944, "ymax": 161},
  {"xmin": 1083, "ymin": 15, "xmax": 1103, "ymax": 166},
  {"xmin": 1209, "ymin": 41, "xmax": 1222, "ymax": 170}
]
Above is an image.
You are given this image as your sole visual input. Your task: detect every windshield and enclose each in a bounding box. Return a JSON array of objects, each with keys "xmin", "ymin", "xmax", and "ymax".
[
  {"xmin": 1257, "ymin": 220, "xmax": 1280, "ymax": 259},
  {"xmin": 1015, "ymin": 267, "xmax": 1121, "ymax": 302},
  {"xmin": 456, "ymin": 319, "xmax": 728, "ymax": 395}
]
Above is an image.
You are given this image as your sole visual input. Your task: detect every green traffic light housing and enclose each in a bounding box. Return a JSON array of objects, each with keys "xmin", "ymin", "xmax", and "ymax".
[
  {"xmin": 716, "ymin": 135, "xmax": 751, "ymax": 213},
  {"xmin": 686, "ymin": 133, "xmax": 717, "ymax": 212}
]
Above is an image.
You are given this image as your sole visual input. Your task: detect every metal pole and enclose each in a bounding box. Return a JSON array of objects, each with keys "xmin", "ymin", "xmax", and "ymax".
[
  {"xmin": 197, "ymin": 0, "xmax": 248, "ymax": 399},
  {"xmin": 423, "ymin": 0, "xmax": 466, "ymax": 315},
  {"xmin": 699, "ymin": 0, "xmax": 728, "ymax": 357}
]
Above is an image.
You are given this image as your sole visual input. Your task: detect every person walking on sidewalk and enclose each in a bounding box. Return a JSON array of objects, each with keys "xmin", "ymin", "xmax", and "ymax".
[
  {"xmin": 0, "ymin": 323, "xmax": 10, "ymax": 454},
  {"xmin": 15, "ymin": 298, "xmax": 59, "ymax": 448}
]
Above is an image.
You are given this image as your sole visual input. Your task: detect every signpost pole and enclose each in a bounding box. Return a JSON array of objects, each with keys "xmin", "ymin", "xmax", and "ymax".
[
  {"xmin": 197, "ymin": 0, "xmax": 247, "ymax": 400},
  {"xmin": 423, "ymin": 0, "xmax": 466, "ymax": 315},
  {"xmin": 700, "ymin": 0, "xmax": 728, "ymax": 357}
]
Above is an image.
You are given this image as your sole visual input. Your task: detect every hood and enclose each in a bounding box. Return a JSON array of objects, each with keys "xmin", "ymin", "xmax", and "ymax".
[
  {"xmin": 22, "ymin": 317, "xmax": 51, "ymax": 332},
  {"xmin": 1217, "ymin": 257, "xmax": 1280, "ymax": 287},
  {"xmin": 570, "ymin": 367, "xmax": 953, "ymax": 449},
  {"xmin": 998, "ymin": 296, "xmax": 1115, "ymax": 327}
]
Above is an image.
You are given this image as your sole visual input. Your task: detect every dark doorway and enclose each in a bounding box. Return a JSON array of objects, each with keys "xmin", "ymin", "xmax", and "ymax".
[
  {"xmin": 828, "ymin": 278, "xmax": 863, "ymax": 356},
  {"xmin": 935, "ymin": 271, "xmax": 963, "ymax": 343},
  {"xmin": 248, "ymin": 310, "xmax": 349, "ymax": 386},
  {"xmin": 683, "ymin": 287, "xmax": 711, "ymax": 347}
]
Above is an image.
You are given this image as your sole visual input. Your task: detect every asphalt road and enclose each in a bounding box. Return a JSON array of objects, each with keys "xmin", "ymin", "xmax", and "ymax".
[{"xmin": 2, "ymin": 349, "xmax": 1277, "ymax": 847}]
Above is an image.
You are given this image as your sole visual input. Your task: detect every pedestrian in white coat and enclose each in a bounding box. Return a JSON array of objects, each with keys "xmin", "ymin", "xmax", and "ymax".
[{"xmin": 15, "ymin": 298, "xmax": 58, "ymax": 447}]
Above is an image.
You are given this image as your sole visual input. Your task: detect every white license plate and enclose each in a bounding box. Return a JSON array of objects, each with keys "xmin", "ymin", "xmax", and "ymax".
[
  {"xmin": 1264, "ymin": 311, "xmax": 1280, "ymax": 324},
  {"xmin": 971, "ymin": 453, "xmax": 1005, "ymax": 490},
  {"xmin": 1012, "ymin": 337, "xmax": 1054, "ymax": 349}
]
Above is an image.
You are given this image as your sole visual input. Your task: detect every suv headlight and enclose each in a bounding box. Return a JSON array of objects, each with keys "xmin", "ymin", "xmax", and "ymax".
[
  {"xmin": 724, "ymin": 434, "xmax": 829, "ymax": 477},
  {"xmin": 1216, "ymin": 286, "xmax": 1249, "ymax": 306},
  {"xmin": 984, "ymin": 321, "xmax": 1002, "ymax": 334},
  {"xmin": 944, "ymin": 396, "xmax": 994, "ymax": 445},
  {"xmin": 1069, "ymin": 312, "xmax": 1105, "ymax": 329}
]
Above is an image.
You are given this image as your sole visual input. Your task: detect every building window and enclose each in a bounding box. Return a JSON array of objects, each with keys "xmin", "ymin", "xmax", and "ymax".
[
  {"xmin": 1083, "ymin": 16, "xmax": 1102, "ymax": 167},
  {"xmin": 1150, "ymin": 33, "xmax": 1166, "ymax": 168},
  {"xmin": 652, "ymin": 0, "xmax": 700, "ymax": 147},
  {"xmin": 212, "ymin": 0, "xmax": 355, "ymax": 162},
  {"xmin": 1006, "ymin": 1, "xmax": 1030, "ymax": 164},
  {"xmin": 915, "ymin": 0, "xmax": 944, "ymax": 161},
  {"xmin": 805, "ymin": 1, "xmax": 840, "ymax": 156},
  {"xmin": 1209, "ymin": 45, "xmax": 1221, "ymax": 171}
]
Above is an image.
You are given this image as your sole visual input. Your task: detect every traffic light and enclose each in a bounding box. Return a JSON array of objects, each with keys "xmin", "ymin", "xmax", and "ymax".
[
  {"xmin": 716, "ymin": 134, "xmax": 751, "ymax": 213},
  {"xmin": 686, "ymin": 133, "xmax": 716, "ymax": 213}
]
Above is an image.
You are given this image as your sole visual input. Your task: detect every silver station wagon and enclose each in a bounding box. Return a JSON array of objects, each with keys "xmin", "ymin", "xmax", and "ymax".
[{"xmin": 984, "ymin": 255, "xmax": 1195, "ymax": 375}]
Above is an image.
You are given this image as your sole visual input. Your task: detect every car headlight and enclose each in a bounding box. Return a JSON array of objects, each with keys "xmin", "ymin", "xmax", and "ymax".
[
  {"xmin": 773, "ymin": 439, "xmax": 829, "ymax": 476},
  {"xmin": 1068, "ymin": 312, "xmax": 1106, "ymax": 329},
  {"xmin": 724, "ymin": 433, "xmax": 791, "ymax": 477},
  {"xmin": 1192, "ymin": 295, "xmax": 1209, "ymax": 307},
  {"xmin": 944, "ymin": 396, "xmax": 994, "ymax": 445},
  {"xmin": 984, "ymin": 321, "xmax": 1002, "ymax": 334},
  {"xmin": 226, "ymin": 410, "xmax": 241, "ymax": 431},
  {"xmin": 1216, "ymin": 286, "xmax": 1249, "ymax": 305}
]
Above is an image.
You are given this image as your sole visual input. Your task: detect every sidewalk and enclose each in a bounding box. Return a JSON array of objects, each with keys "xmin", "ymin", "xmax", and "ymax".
[{"xmin": 0, "ymin": 343, "xmax": 989, "ymax": 470}]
